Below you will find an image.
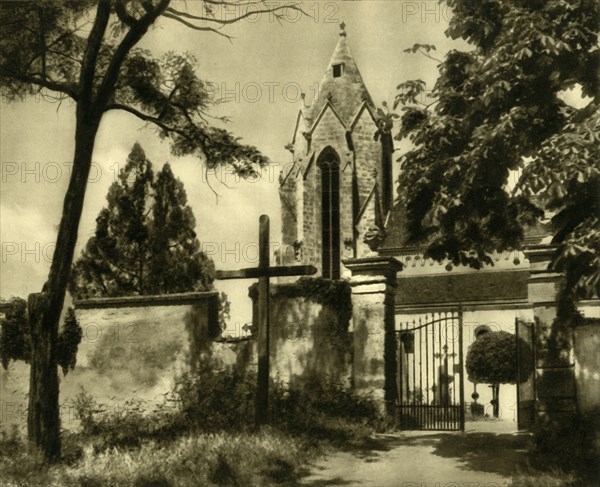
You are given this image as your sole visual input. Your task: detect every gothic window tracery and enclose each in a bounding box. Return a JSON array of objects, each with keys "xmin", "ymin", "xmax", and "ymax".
[{"xmin": 318, "ymin": 148, "xmax": 341, "ymax": 279}]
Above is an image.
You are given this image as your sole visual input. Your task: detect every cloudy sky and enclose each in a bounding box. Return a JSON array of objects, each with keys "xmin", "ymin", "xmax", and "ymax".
[{"xmin": 0, "ymin": 1, "xmax": 467, "ymax": 328}]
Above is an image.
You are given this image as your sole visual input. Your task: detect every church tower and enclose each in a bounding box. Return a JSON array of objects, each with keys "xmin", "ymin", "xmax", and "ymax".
[{"xmin": 279, "ymin": 23, "xmax": 394, "ymax": 279}]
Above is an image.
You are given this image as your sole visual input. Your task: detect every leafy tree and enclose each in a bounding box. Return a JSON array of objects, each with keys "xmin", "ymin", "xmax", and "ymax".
[
  {"xmin": 466, "ymin": 330, "xmax": 532, "ymax": 417},
  {"xmin": 0, "ymin": 298, "xmax": 30, "ymax": 368},
  {"xmin": 69, "ymin": 143, "xmax": 215, "ymax": 298},
  {"xmin": 0, "ymin": 298, "xmax": 82, "ymax": 375},
  {"xmin": 394, "ymin": 0, "xmax": 599, "ymax": 305},
  {"xmin": 0, "ymin": 0, "xmax": 302, "ymax": 461}
]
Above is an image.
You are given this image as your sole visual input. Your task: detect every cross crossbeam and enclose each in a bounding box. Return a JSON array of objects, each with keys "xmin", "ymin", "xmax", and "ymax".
[
  {"xmin": 215, "ymin": 215, "xmax": 316, "ymax": 426},
  {"xmin": 216, "ymin": 265, "xmax": 316, "ymax": 280}
]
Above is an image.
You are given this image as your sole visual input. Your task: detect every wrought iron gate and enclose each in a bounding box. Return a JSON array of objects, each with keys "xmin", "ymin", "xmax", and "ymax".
[{"xmin": 396, "ymin": 311, "xmax": 465, "ymax": 431}]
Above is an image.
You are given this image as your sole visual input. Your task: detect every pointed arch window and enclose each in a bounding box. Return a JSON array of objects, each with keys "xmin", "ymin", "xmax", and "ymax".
[{"xmin": 318, "ymin": 149, "xmax": 341, "ymax": 279}]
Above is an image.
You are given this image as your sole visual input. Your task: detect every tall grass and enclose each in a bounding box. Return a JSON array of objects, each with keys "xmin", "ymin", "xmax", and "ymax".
[
  {"xmin": 0, "ymin": 429, "xmax": 309, "ymax": 487},
  {"xmin": 1, "ymin": 369, "xmax": 384, "ymax": 486}
]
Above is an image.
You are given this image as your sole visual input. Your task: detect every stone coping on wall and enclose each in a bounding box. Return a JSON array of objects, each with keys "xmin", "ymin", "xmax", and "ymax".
[
  {"xmin": 73, "ymin": 291, "xmax": 219, "ymax": 309},
  {"xmin": 342, "ymin": 256, "xmax": 403, "ymax": 277},
  {"xmin": 397, "ymin": 299, "xmax": 533, "ymax": 314},
  {"xmin": 522, "ymin": 243, "xmax": 559, "ymax": 273},
  {"xmin": 215, "ymin": 335, "xmax": 254, "ymax": 343}
]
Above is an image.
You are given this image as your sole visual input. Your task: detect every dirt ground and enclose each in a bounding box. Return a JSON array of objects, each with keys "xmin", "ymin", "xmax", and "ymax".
[{"xmin": 300, "ymin": 421, "xmax": 530, "ymax": 487}]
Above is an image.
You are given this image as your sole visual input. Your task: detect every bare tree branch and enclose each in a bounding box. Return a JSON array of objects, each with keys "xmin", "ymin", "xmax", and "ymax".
[
  {"xmin": 105, "ymin": 102, "xmax": 191, "ymax": 140},
  {"xmin": 417, "ymin": 48, "xmax": 442, "ymax": 63},
  {"xmin": 204, "ymin": 163, "xmax": 221, "ymax": 202},
  {"xmin": 201, "ymin": 0, "xmax": 270, "ymax": 6},
  {"xmin": 37, "ymin": 7, "xmax": 47, "ymax": 79},
  {"xmin": 47, "ymin": 48, "xmax": 83, "ymax": 66},
  {"xmin": 0, "ymin": 67, "xmax": 79, "ymax": 100},
  {"xmin": 162, "ymin": 13, "xmax": 233, "ymax": 40},
  {"xmin": 105, "ymin": 102, "xmax": 223, "ymax": 202},
  {"xmin": 22, "ymin": 22, "xmax": 88, "ymax": 72},
  {"xmin": 47, "ymin": 23, "xmax": 90, "ymax": 50},
  {"xmin": 165, "ymin": 3, "xmax": 305, "ymax": 25}
]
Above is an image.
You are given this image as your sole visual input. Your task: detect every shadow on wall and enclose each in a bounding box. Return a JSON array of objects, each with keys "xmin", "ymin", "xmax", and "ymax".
[
  {"xmin": 260, "ymin": 280, "xmax": 353, "ymax": 387},
  {"xmin": 88, "ymin": 329, "xmax": 183, "ymax": 389},
  {"xmin": 574, "ymin": 319, "xmax": 600, "ymax": 414},
  {"xmin": 184, "ymin": 301, "xmax": 221, "ymax": 374}
]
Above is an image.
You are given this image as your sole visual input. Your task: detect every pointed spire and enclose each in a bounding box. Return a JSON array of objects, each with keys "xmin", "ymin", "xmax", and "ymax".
[{"xmin": 304, "ymin": 23, "xmax": 374, "ymax": 127}]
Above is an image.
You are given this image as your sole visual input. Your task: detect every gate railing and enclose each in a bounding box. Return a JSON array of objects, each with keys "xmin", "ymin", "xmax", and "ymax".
[{"xmin": 396, "ymin": 310, "xmax": 465, "ymax": 431}]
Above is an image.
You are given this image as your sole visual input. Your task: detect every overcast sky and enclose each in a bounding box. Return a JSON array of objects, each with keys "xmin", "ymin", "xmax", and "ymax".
[{"xmin": 1, "ymin": 1, "xmax": 469, "ymax": 329}]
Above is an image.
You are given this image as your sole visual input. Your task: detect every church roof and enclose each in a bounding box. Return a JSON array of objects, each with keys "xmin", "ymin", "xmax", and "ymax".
[
  {"xmin": 303, "ymin": 23, "xmax": 376, "ymax": 128},
  {"xmin": 379, "ymin": 201, "xmax": 550, "ymax": 251}
]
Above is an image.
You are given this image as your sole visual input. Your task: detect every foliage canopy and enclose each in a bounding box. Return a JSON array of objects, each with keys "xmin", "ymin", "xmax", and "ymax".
[{"xmin": 394, "ymin": 0, "xmax": 599, "ymax": 301}]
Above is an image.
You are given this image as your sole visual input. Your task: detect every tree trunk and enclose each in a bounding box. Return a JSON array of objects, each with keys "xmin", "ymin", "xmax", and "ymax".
[
  {"xmin": 27, "ymin": 112, "xmax": 100, "ymax": 461},
  {"xmin": 27, "ymin": 292, "xmax": 59, "ymax": 461},
  {"xmin": 492, "ymin": 383, "xmax": 500, "ymax": 418}
]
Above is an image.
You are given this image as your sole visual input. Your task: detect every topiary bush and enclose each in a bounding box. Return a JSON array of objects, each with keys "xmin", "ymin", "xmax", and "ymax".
[
  {"xmin": 466, "ymin": 330, "xmax": 532, "ymax": 385},
  {"xmin": 466, "ymin": 330, "xmax": 533, "ymax": 418}
]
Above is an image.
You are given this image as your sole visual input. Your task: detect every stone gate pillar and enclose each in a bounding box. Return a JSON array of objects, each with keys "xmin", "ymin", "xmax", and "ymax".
[
  {"xmin": 524, "ymin": 244, "xmax": 576, "ymax": 421},
  {"xmin": 343, "ymin": 256, "xmax": 403, "ymax": 415}
]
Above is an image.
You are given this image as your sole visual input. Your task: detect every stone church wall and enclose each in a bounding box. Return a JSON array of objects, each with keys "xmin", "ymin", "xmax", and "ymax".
[
  {"xmin": 279, "ymin": 168, "xmax": 297, "ymax": 262},
  {"xmin": 303, "ymin": 110, "xmax": 350, "ymax": 272},
  {"xmin": 351, "ymin": 109, "xmax": 385, "ymax": 257}
]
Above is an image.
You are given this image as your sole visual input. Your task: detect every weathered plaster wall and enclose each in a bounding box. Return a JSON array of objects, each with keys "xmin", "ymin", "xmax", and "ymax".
[
  {"xmin": 573, "ymin": 320, "xmax": 600, "ymax": 414},
  {"xmin": 251, "ymin": 283, "xmax": 352, "ymax": 386},
  {"xmin": 0, "ymin": 292, "xmax": 219, "ymax": 432}
]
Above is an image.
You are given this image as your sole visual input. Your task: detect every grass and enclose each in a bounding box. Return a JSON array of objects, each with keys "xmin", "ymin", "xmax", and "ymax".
[
  {"xmin": 0, "ymin": 428, "xmax": 317, "ymax": 487},
  {"xmin": 0, "ymin": 372, "xmax": 385, "ymax": 486}
]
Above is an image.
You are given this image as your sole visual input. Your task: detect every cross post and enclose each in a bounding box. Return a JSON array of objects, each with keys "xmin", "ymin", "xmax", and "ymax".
[{"xmin": 215, "ymin": 214, "xmax": 316, "ymax": 426}]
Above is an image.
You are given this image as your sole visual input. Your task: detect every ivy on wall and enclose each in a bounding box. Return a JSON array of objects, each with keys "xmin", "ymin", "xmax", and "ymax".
[{"xmin": 0, "ymin": 298, "xmax": 82, "ymax": 375}]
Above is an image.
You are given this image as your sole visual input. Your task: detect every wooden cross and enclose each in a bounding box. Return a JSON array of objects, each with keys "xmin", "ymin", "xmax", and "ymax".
[{"xmin": 215, "ymin": 214, "xmax": 316, "ymax": 426}]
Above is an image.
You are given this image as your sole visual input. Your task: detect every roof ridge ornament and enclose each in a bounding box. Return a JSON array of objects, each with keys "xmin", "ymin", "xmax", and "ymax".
[{"xmin": 339, "ymin": 21, "xmax": 346, "ymax": 37}]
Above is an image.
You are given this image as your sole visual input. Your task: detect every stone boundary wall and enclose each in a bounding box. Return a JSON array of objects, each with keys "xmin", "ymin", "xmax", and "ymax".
[
  {"xmin": 573, "ymin": 319, "xmax": 600, "ymax": 415},
  {"xmin": 1, "ymin": 292, "xmax": 219, "ymax": 432},
  {"xmin": 251, "ymin": 282, "xmax": 353, "ymax": 386}
]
